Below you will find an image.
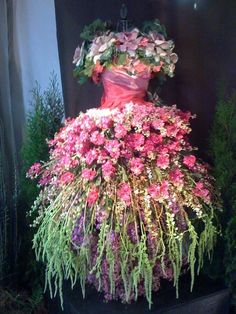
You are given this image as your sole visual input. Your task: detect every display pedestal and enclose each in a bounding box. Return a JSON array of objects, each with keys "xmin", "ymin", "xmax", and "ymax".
[{"xmin": 46, "ymin": 275, "xmax": 230, "ymax": 314}]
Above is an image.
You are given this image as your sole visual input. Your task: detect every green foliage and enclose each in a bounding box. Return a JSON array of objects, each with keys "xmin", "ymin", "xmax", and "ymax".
[
  {"xmin": 17, "ymin": 73, "xmax": 64, "ymax": 305},
  {"xmin": 209, "ymin": 90, "xmax": 236, "ymax": 198},
  {"xmin": 31, "ymin": 163, "xmax": 218, "ymax": 309},
  {"xmin": 20, "ymin": 73, "xmax": 64, "ymax": 205},
  {"xmin": 142, "ymin": 19, "xmax": 167, "ymax": 38},
  {"xmin": 208, "ymin": 88, "xmax": 236, "ymax": 308},
  {"xmin": 80, "ymin": 19, "xmax": 110, "ymax": 41},
  {"xmin": 0, "ymin": 286, "xmax": 46, "ymax": 313}
]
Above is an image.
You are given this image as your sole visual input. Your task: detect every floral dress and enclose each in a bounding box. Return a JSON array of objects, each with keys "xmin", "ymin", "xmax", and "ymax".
[{"xmin": 28, "ymin": 21, "xmax": 220, "ymax": 308}]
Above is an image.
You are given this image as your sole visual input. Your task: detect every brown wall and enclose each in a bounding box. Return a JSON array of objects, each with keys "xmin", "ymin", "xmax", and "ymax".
[{"xmin": 54, "ymin": 0, "xmax": 236, "ymax": 155}]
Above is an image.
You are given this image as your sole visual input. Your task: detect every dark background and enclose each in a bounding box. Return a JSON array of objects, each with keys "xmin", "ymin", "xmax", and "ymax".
[{"xmin": 54, "ymin": 0, "xmax": 236, "ymax": 155}]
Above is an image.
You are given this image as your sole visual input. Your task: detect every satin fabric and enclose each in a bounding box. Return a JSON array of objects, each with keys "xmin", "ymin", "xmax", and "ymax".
[{"xmin": 100, "ymin": 68, "xmax": 153, "ymax": 109}]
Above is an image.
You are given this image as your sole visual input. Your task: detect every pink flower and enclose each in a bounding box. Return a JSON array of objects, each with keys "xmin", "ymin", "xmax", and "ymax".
[
  {"xmin": 193, "ymin": 182, "xmax": 210, "ymax": 203},
  {"xmin": 114, "ymin": 123, "xmax": 127, "ymax": 139},
  {"xmin": 102, "ymin": 160, "xmax": 116, "ymax": 180},
  {"xmin": 126, "ymin": 133, "xmax": 145, "ymax": 150},
  {"xmin": 87, "ymin": 186, "xmax": 99, "ymax": 206},
  {"xmin": 79, "ymin": 131, "xmax": 89, "ymax": 143},
  {"xmin": 166, "ymin": 124, "xmax": 179, "ymax": 137},
  {"xmin": 142, "ymin": 139, "xmax": 155, "ymax": 155},
  {"xmin": 130, "ymin": 158, "xmax": 144, "ymax": 175},
  {"xmin": 148, "ymin": 184, "xmax": 159, "ymax": 199},
  {"xmin": 105, "ymin": 140, "xmax": 120, "ymax": 159},
  {"xmin": 27, "ymin": 162, "xmax": 41, "ymax": 179},
  {"xmin": 117, "ymin": 183, "xmax": 131, "ymax": 205},
  {"xmin": 147, "ymin": 181, "xmax": 169, "ymax": 199},
  {"xmin": 153, "ymin": 64, "xmax": 162, "ymax": 72},
  {"xmin": 92, "ymin": 61, "xmax": 104, "ymax": 83},
  {"xmin": 169, "ymin": 168, "xmax": 184, "ymax": 185},
  {"xmin": 116, "ymin": 29, "xmax": 140, "ymax": 56},
  {"xmin": 156, "ymin": 154, "xmax": 170, "ymax": 169},
  {"xmin": 38, "ymin": 170, "xmax": 51, "ymax": 186},
  {"xmin": 99, "ymin": 116, "xmax": 113, "ymax": 129},
  {"xmin": 81, "ymin": 116, "xmax": 96, "ymax": 132},
  {"xmin": 149, "ymin": 133, "xmax": 163, "ymax": 144},
  {"xmin": 85, "ymin": 149, "xmax": 98, "ymax": 165},
  {"xmin": 82, "ymin": 168, "xmax": 96, "ymax": 181},
  {"xmin": 97, "ymin": 149, "xmax": 108, "ymax": 164},
  {"xmin": 168, "ymin": 141, "xmax": 181, "ymax": 152},
  {"xmin": 60, "ymin": 155, "xmax": 73, "ymax": 168},
  {"xmin": 120, "ymin": 148, "xmax": 133, "ymax": 159},
  {"xmin": 151, "ymin": 120, "xmax": 164, "ymax": 131},
  {"xmin": 133, "ymin": 60, "xmax": 150, "ymax": 74},
  {"xmin": 183, "ymin": 155, "xmax": 196, "ymax": 168},
  {"xmin": 139, "ymin": 37, "xmax": 149, "ymax": 47},
  {"xmin": 60, "ymin": 171, "xmax": 75, "ymax": 184},
  {"xmin": 90, "ymin": 130, "xmax": 105, "ymax": 145}
]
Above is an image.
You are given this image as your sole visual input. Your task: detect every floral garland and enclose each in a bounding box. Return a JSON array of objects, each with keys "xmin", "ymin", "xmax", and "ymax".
[
  {"xmin": 73, "ymin": 19, "xmax": 178, "ymax": 84},
  {"xmin": 28, "ymin": 103, "xmax": 220, "ymax": 308}
]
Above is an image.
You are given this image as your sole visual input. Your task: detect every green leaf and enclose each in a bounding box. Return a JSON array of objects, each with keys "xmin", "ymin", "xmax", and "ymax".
[
  {"xmin": 116, "ymin": 53, "xmax": 127, "ymax": 66},
  {"xmin": 100, "ymin": 46, "xmax": 114, "ymax": 62}
]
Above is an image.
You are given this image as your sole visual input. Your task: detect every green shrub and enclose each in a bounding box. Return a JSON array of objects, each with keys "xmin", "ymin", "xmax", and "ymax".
[
  {"xmin": 17, "ymin": 73, "xmax": 64, "ymax": 303},
  {"xmin": 20, "ymin": 73, "xmax": 64, "ymax": 206},
  {"xmin": 209, "ymin": 88, "xmax": 236, "ymax": 308}
]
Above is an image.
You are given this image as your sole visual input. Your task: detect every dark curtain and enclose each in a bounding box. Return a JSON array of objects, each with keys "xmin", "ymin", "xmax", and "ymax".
[
  {"xmin": 0, "ymin": 0, "xmax": 25, "ymax": 281},
  {"xmin": 54, "ymin": 0, "xmax": 236, "ymax": 154}
]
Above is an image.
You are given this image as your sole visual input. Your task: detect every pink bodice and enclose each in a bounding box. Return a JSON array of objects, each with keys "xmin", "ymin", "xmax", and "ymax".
[{"xmin": 100, "ymin": 68, "xmax": 153, "ymax": 109}]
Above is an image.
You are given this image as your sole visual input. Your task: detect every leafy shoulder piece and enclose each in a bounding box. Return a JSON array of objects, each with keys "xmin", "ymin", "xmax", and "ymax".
[
  {"xmin": 142, "ymin": 19, "xmax": 167, "ymax": 39},
  {"xmin": 80, "ymin": 19, "xmax": 111, "ymax": 41}
]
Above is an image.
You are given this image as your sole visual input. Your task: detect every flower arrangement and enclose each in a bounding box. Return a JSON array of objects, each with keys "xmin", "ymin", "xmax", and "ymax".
[
  {"xmin": 73, "ymin": 19, "xmax": 178, "ymax": 84},
  {"xmin": 28, "ymin": 103, "xmax": 220, "ymax": 308}
]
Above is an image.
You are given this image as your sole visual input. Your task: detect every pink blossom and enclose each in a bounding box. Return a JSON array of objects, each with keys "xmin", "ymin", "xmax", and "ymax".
[
  {"xmin": 151, "ymin": 119, "xmax": 164, "ymax": 131},
  {"xmin": 105, "ymin": 140, "xmax": 120, "ymax": 159},
  {"xmin": 99, "ymin": 116, "xmax": 113, "ymax": 129},
  {"xmin": 60, "ymin": 155, "xmax": 73, "ymax": 168},
  {"xmin": 116, "ymin": 29, "xmax": 140, "ymax": 56},
  {"xmin": 97, "ymin": 149, "xmax": 108, "ymax": 164},
  {"xmin": 168, "ymin": 141, "xmax": 181, "ymax": 152},
  {"xmin": 120, "ymin": 148, "xmax": 133, "ymax": 159},
  {"xmin": 81, "ymin": 115, "xmax": 96, "ymax": 132},
  {"xmin": 153, "ymin": 64, "xmax": 162, "ymax": 72},
  {"xmin": 114, "ymin": 123, "xmax": 127, "ymax": 139},
  {"xmin": 133, "ymin": 61, "xmax": 150, "ymax": 74},
  {"xmin": 183, "ymin": 155, "xmax": 196, "ymax": 168},
  {"xmin": 148, "ymin": 184, "xmax": 159, "ymax": 199},
  {"xmin": 60, "ymin": 171, "xmax": 74, "ymax": 184},
  {"xmin": 130, "ymin": 158, "xmax": 144, "ymax": 175},
  {"xmin": 92, "ymin": 61, "xmax": 104, "ymax": 83},
  {"xmin": 79, "ymin": 131, "xmax": 89, "ymax": 142},
  {"xmin": 147, "ymin": 180, "xmax": 169, "ymax": 199},
  {"xmin": 27, "ymin": 162, "xmax": 41, "ymax": 179},
  {"xmin": 90, "ymin": 130, "xmax": 105, "ymax": 145},
  {"xmin": 117, "ymin": 183, "xmax": 131, "ymax": 205},
  {"xmin": 139, "ymin": 37, "xmax": 149, "ymax": 47},
  {"xmin": 85, "ymin": 149, "xmax": 98, "ymax": 165},
  {"xmin": 87, "ymin": 186, "xmax": 99, "ymax": 206},
  {"xmin": 142, "ymin": 139, "xmax": 155, "ymax": 157},
  {"xmin": 193, "ymin": 182, "xmax": 210, "ymax": 203},
  {"xmin": 102, "ymin": 160, "xmax": 116, "ymax": 180},
  {"xmin": 38, "ymin": 170, "xmax": 51, "ymax": 186},
  {"xmin": 149, "ymin": 133, "xmax": 163, "ymax": 144},
  {"xmin": 156, "ymin": 154, "xmax": 170, "ymax": 169},
  {"xmin": 169, "ymin": 168, "xmax": 184, "ymax": 185},
  {"xmin": 82, "ymin": 168, "xmax": 96, "ymax": 181},
  {"xmin": 166, "ymin": 124, "xmax": 179, "ymax": 137},
  {"xmin": 126, "ymin": 133, "xmax": 145, "ymax": 150}
]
